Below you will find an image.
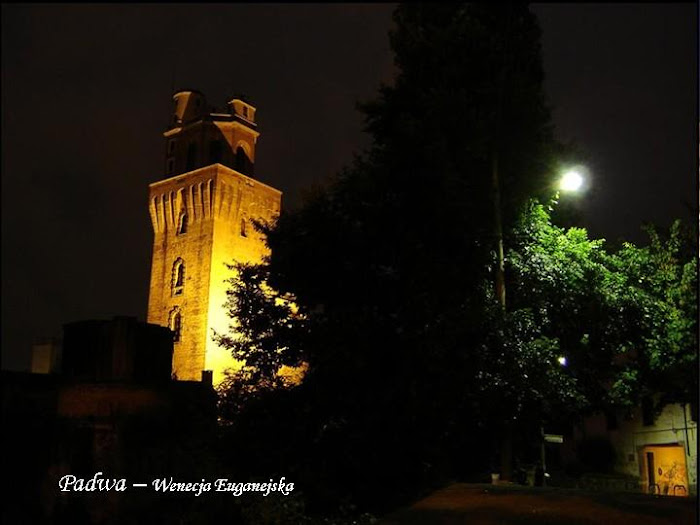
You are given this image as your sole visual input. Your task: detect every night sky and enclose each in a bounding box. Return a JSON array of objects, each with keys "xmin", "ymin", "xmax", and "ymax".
[{"xmin": 2, "ymin": 4, "xmax": 696, "ymax": 371}]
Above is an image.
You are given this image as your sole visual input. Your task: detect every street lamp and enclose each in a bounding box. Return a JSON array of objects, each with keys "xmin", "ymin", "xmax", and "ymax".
[
  {"xmin": 559, "ymin": 170, "xmax": 583, "ymax": 192},
  {"xmin": 558, "ymin": 166, "xmax": 588, "ymax": 194},
  {"xmin": 550, "ymin": 166, "xmax": 587, "ymax": 210}
]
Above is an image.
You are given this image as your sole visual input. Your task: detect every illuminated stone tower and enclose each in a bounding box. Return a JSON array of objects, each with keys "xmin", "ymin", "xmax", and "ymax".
[{"xmin": 147, "ymin": 90, "xmax": 281, "ymax": 383}]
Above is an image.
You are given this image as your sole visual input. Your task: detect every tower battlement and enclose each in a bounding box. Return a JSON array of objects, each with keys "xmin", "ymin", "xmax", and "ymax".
[{"xmin": 149, "ymin": 164, "xmax": 280, "ymax": 234}]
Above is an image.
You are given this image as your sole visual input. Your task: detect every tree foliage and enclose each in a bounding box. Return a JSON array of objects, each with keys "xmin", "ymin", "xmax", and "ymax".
[
  {"xmin": 362, "ymin": 4, "xmax": 560, "ymax": 232},
  {"xmin": 607, "ymin": 221, "xmax": 697, "ymax": 407},
  {"xmin": 507, "ymin": 201, "xmax": 698, "ymax": 412},
  {"xmin": 215, "ymin": 261, "xmax": 305, "ymax": 384},
  {"xmin": 213, "ymin": 260, "xmax": 306, "ymax": 419}
]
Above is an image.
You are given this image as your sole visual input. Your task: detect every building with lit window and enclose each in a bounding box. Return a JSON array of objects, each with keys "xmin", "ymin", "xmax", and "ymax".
[{"xmin": 565, "ymin": 402, "xmax": 697, "ymax": 496}]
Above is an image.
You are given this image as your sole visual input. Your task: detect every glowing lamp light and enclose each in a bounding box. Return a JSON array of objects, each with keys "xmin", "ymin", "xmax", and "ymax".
[
  {"xmin": 559, "ymin": 170, "xmax": 584, "ymax": 192},
  {"xmin": 558, "ymin": 356, "xmax": 567, "ymax": 367}
]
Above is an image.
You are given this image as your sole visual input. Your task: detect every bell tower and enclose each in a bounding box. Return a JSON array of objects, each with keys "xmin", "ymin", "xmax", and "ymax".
[{"xmin": 147, "ymin": 90, "xmax": 282, "ymax": 384}]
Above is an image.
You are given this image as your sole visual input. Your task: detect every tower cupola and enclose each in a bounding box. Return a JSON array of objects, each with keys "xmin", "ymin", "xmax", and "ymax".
[
  {"xmin": 172, "ymin": 90, "xmax": 207, "ymax": 127},
  {"xmin": 163, "ymin": 90, "xmax": 260, "ymax": 178}
]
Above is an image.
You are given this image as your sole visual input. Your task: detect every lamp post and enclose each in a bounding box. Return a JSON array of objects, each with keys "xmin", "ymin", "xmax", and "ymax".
[
  {"xmin": 536, "ymin": 175, "xmax": 583, "ymax": 486},
  {"xmin": 493, "ymin": 166, "xmax": 586, "ymax": 484},
  {"xmin": 539, "ymin": 354, "xmax": 569, "ymax": 487}
]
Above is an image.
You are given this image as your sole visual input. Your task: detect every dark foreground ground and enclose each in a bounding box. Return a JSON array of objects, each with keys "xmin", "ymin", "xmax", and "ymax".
[{"xmin": 379, "ymin": 483, "xmax": 697, "ymax": 525}]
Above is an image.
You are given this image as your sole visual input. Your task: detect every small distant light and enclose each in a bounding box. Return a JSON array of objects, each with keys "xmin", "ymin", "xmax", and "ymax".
[
  {"xmin": 558, "ymin": 356, "xmax": 567, "ymax": 366},
  {"xmin": 559, "ymin": 170, "xmax": 584, "ymax": 192}
]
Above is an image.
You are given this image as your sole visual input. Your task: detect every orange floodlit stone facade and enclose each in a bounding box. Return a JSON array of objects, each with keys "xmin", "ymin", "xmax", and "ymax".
[{"xmin": 147, "ymin": 90, "xmax": 281, "ymax": 384}]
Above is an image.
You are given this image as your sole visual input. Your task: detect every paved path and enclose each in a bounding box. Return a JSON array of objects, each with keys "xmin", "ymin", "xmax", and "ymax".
[{"xmin": 379, "ymin": 483, "xmax": 697, "ymax": 524}]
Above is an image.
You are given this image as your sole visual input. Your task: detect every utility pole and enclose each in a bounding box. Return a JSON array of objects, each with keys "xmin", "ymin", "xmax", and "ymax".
[
  {"xmin": 491, "ymin": 3, "xmax": 513, "ymax": 312},
  {"xmin": 492, "ymin": 153, "xmax": 506, "ymax": 310},
  {"xmin": 492, "ymin": 3, "xmax": 515, "ymax": 482}
]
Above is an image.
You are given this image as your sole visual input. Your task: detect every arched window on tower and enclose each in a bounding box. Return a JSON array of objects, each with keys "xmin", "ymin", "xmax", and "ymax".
[
  {"xmin": 209, "ymin": 140, "xmax": 222, "ymax": 164},
  {"xmin": 172, "ymin": 258, "xmax": 185, "ymax": 296},
  {"xmin": 169, "ymin": 308, "xmax": 182, "ymax": 342},
  {"xmin": 235, "ymin": 146, "xmax": 247, "ymax": 174},
  {"xmin": 177, "ymin": 212, "xmax": 188, "ymax": 235}
]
